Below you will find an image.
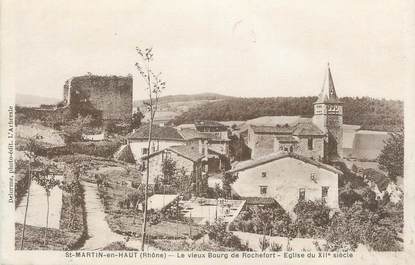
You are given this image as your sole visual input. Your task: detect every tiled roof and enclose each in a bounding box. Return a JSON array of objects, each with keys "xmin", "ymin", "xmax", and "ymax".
[
  {"xmin": 127, "ymin": 124, "xmax": 184, "ymax": 140},
  {"xmin": 168, "ymin": 145, "xmax": 205, "ymax": 162},
  {"xmin": 227, "ymin": 151, "xmax": 342, "ymax": 175},
  {"xmin": 141, "ymin": 144, "xmax": 222, "ymax": 162},
  {"xmin": 177, "ymin": 128, "xmax": 226, "ymax": 141},
  {"xmin": 242, "ymin": 197, "xmax": 278, "ymax": 206},
  {"xmin": 292, "ymin": 122, "xmax": 325, "ymax": 136},
  {"xmin": 178, "ymin": 128, "xmax": 212, "ymax": 140},
  {"xmin": 250, "ymin": 125, "xmax": 293, "ymax": 134},
  {"xmin": 195, "ymin": 120, "xmax": 228, "ymax": 130}
]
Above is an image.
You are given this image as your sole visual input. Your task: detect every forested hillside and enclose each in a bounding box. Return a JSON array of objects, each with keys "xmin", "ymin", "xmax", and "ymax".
[{"xmin": 171, "ymin": 96, "xmax": 403, "ymax": 132}]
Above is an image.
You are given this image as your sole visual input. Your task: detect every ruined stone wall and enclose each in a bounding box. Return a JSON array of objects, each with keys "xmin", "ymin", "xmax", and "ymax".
[{"xmin": 64, "ymin": 75, "xmax": 133, "ymax": 123}]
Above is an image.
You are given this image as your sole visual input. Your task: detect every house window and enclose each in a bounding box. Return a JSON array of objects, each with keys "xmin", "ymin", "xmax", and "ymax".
[
  {"xmin": 261, "ymin": 172, "xmax": 267, "ymax": 178},
  {"xmin": 322, "ymin": 186, "xmax": 329, "ymax": 202},
  {"xmin": 260, "ymin": 186, "xmax": 268, "ymax": 195},
  {"xmin": 308, "ymin": 138, "xmax": 313, "ymax": 150},
  {"xmin": 142, "ymin": 148, "xmax": 148, "ymax": 155},
  {"xmin": 299, "ymin": 188, "xmax": 305, "ymax": 201}
]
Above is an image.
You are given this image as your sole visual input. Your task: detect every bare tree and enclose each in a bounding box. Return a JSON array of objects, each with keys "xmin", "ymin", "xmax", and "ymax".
[{"xmin": 135, "ymin": 47, "xmax": 166, "ymax": 250}]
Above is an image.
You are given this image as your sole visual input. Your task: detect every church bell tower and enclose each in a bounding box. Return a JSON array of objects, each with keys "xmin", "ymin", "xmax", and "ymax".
[{"xmin": 312, "ymin": 64, "xmax": 343, "ymax": 161}]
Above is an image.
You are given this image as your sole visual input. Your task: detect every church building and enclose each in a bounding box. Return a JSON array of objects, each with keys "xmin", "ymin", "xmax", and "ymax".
[
  {"xmin": 239, "ymin": 64, "xmax": 343, "ymax": 162},
  {"xmin": 229, "ymin": 65, "xmax": 343, "ymax": 214}
]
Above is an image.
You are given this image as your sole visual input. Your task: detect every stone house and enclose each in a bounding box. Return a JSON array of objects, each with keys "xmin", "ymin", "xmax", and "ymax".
[
  {"xmin": 177, "ymin": 128, "xmax": 230, "ymax": 156},
  {"xmin": 227, "ymin": 151, "xmax": 341, "ymax": 215},
  {"xmin": 194, "ymin": 120, "xmax": 229, "ymax": 140},
  {"xmin": 141, "ymin": 143, "xmax": 229, "ymax": 196},
  {"xmin": 240, "ymin": 120, "xmax": 325, "ymax": 160},
  {"xmin": 127, "ymin": 124, "xmax": 186, "ymax": 162},
  {"xmin": 127, "ymin": 124, "xmax": 230, "ymax": 164}
]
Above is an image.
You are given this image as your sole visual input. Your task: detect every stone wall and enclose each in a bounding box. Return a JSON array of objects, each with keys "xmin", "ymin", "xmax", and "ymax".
[
  {"xmin": 296, "ymin": 137, "xmax": 324, "ymax": 160},
  {"xmin": 326, "ymin": 115, "xmax": 343, "ymax": 158},
  {"xmin": 64, "ymin": 75, "xmax": 133, "ymax": 123},
  {"xmin": 251, "ymin": 134, "xmax": 274, "ymax": 159}
]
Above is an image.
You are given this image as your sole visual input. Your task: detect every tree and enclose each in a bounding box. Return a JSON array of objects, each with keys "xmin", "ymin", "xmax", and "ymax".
[
  {"xmin": 20, "ymin": 136, "xmax": 42, "ymax": 250},
  {"xmin": 131, "ymin": 107, "xmax": 144, "ymax": 129},
  {"xmin": 161, "ymin": 157, "xmax": 176, "ymax": 185},
  {"xmin": 61, "ymin": 114, "xmax": 93, "ymax": 142},
  {"xmin": 222, "ymin": 173, "xmax": 238, "ymax": 199},
  {"xmin": 325, "ymin": 201, "xmax": 401, "ymax": 251},
  {"xmin": 171, "ymin": 167, "xmax": 193, "ymax": 197},
  {"xmin": 378, "ymin": 129, "xmax": 404, "ymax": 181},
  {"xmin": 32, "ymin": 163, "xmax": 61, "ymax": 245},
  {"xmin": 135, "ymin": 47, "xmax": 166, "ymax": 251}
]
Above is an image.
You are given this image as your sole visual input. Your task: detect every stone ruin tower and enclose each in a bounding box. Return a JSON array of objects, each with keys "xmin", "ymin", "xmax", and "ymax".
[
  {"xmin": 312, "ymin": 64, "xmax": 343, "ymax": 161},
  {"xmin": 63, "ymin": 74, "xmax": 133, "ymax": 123}
]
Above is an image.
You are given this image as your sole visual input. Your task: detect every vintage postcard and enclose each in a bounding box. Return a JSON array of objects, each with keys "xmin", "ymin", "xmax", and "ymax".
[{"xmin": 1, "ymin": 0, "xmax": 414, "ymax": 264}]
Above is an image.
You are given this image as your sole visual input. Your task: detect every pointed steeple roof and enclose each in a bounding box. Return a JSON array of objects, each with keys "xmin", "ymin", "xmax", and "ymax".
[{"xmin": 314, "ymin": 63, "xmax": 342, "ymax": 104}]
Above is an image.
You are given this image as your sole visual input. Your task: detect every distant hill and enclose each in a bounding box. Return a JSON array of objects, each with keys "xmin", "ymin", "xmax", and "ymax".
[
  {"xmin": 171, "ymin": 96, "xmax": 404, "ymax": 132},
  {"xmin": 16, "ymin": 93, "xmax": 61, "ymax": 107},
  {"xmin": 133, "ymin": 93, "xmax": 234, "ymax": 114}
]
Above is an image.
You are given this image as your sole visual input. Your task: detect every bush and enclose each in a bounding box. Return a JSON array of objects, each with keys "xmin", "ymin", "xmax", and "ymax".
[
  {"xmin": 325, "ymin": 202, "xmax": 402, "ymax": 251},
  {"xmin": 259, "ymin": 236, "xmax": 270, "ymax": 251},
  {"xmin": 204, "ymin": 220, "xmax": 248, "ymax": 250},
  {"xmin": 230, "ymin": 205, "xmax": 293, "ymax": 237},
  {"xmin": 270, "ymin": 242, "xmax": 283, "ymax": 252},
  {"xmin": 70, "ymin": 139, "xmax": 122, "ymax": 158}
]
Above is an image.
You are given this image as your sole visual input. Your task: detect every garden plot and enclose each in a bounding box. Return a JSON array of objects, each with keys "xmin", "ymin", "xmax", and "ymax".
[
  {"xmin": 180, "ymin": 198, "xmax": 245, "ymax": 225},
  {"xmin": 142, "ymin": 194, "xmax": 179, "ymax": 211},
  {"xmin": 15, "ymin": 175, "xmax": 63, "ymax": 229}
]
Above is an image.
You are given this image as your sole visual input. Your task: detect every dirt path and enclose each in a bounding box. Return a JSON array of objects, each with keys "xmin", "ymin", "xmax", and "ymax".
[{"xmin": 81, "ymin": 181, "xmax": 157, "ymax": 251}]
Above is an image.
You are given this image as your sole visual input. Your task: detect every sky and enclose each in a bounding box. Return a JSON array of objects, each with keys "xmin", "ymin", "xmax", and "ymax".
[{"xmin": 2, "ymin": 0, "xmax": 414, "ymax": 100}]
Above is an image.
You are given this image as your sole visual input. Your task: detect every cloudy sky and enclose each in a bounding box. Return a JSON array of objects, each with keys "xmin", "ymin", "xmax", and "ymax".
[{"xmin": 2, "ymin": 0, "xmax": 414, "ymax": 100}]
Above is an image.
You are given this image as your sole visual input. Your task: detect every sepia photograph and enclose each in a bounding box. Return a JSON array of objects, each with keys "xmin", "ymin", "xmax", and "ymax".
[{"xmin": 1, "ymin": 0, "xmax": 414, "ymax": 264}]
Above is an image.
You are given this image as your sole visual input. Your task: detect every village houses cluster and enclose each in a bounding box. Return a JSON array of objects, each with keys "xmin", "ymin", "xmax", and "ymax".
[{"xmin": 116, "ymin": 65, "xmax": 345, "ymax": 215}]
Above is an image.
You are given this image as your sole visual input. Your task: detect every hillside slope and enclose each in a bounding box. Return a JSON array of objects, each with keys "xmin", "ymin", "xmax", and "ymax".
[
  {"xmin": 171, "ymin": 96, "xmax": 403, "ymax": 132},
  {"xmin": 134, "ymin": 93, "xmax": 234, "ymax": 114}
]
